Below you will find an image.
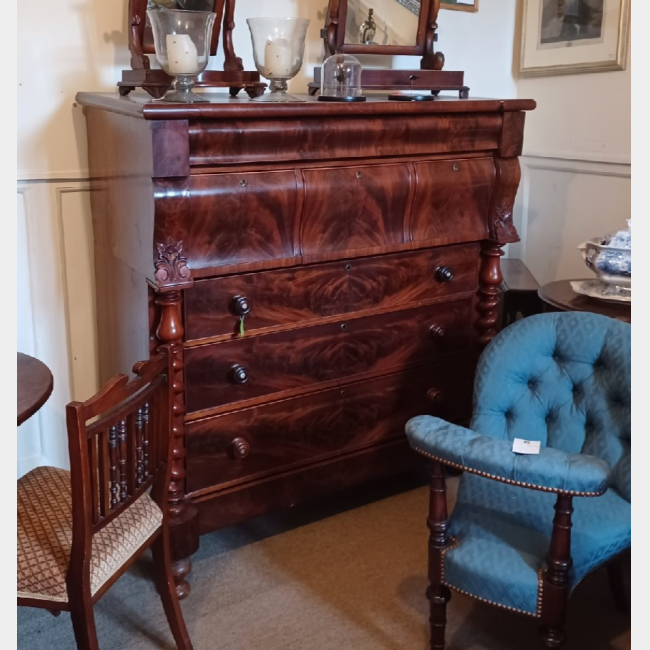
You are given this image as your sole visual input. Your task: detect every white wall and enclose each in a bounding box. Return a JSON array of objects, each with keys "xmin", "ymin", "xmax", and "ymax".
[
  {"xmin": 14, "ymin": 0, "xmax": 523, "ymax": 474},
  {"xmin": 511, "ymin": 39, "xmax": 631, "ymax": 284}
]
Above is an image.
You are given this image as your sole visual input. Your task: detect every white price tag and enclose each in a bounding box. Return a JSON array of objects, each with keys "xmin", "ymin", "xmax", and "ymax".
[{"xmin": 512, "ymin": 438, "xmax": 541, "ymax": 455}]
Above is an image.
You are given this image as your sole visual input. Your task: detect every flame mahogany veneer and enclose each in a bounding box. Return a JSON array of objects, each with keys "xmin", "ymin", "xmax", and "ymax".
[{"xmin": 76, "ymin": 91, "xmax": 535, "ymax": 598}]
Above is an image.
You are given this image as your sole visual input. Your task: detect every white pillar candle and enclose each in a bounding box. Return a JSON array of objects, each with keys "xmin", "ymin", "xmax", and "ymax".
[
  {"xmin": 166, "ymin": 34, "xmax": 200, "ymax": 74},
  {"xmin": 264, "ymin": 38, "xmax": 293, "ymax": 77}
]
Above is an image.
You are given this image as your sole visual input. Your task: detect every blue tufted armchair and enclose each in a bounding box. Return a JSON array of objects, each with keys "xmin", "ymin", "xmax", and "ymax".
[{"xmin": 406, "ymin": 312, "xmax": 631, "ymax": 649}]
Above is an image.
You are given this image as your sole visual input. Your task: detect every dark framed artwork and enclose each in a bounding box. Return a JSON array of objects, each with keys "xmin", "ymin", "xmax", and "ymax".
[{"xmin": 519, "ymin": 0, "xmax": 630, "ymax": 76}]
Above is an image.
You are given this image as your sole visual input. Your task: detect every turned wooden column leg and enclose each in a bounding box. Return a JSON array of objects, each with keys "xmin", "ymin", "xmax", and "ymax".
[
  {"xmin": 540, "ymin": 495, "xmax": 573, "ymax": 649},
  {"xmin": 478, "ymin": 156, "xmax": 522, "ymax": 347},
  {"xmin": 477, "ymin": 242, "xmax": 504, "ymax": 348},
  {"xmin": 155, "ymin": 292, "xmax": 200, "ymax": 599},
  {"xmin": 426, "ymin": 461, "xmax": 451, "ymax": 650},
  {"xmin": 152, "ymin": 242, "xmax": 199, "ymax": 600}
]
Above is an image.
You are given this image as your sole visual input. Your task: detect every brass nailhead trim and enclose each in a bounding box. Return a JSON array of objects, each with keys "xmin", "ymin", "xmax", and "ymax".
[
  {"xmin": 438, "ymin": 535, "xmax": 543, "ymax": 618},
  {"xmin": 441, "ymin": 582, "xmax": 542, "ymax": 619},
  {"xmin": 412, "ymin": 447, "xmax": 606, "ymax": 497}
]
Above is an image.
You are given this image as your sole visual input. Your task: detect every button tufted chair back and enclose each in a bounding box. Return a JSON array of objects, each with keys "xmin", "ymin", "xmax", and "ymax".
[{"xmin": 470, "ymin": 312, "xmax": 631, "ymax": 501}]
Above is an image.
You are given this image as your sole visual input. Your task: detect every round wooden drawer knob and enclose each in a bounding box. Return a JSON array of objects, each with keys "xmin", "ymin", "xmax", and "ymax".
[
  {"xmin": 435, "ymin": 266, "xmax": 454, "ymax": 282},
  {"xmin": 429, "ymin": 325, "xmax": 446, "ymax": 339},
  {"xmin": 229, "ymin": 437, "xmax": 251, "ymax": 459},
  {"xmin": 231, "ymin": 295, "xmax": 251, "ymax": 316},
  {"xmin": 427, "ymin": 388, "xmax": 445, "ymax": 405},
  {"xmin": 229, "ymin": 364, "xmax": 250, "ymax": 384}
]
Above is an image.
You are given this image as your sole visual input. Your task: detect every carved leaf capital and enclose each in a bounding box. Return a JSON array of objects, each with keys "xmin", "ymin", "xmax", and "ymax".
[
  {"xmin": 491, "ymin": 202, "xmax": 518, "ymax": 243},
  {"xmin": 153, "ymin": 240, "xmax": 193, "ymax": 291}
]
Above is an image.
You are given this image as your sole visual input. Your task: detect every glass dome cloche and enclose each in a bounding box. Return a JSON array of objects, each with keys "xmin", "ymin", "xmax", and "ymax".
[{"xmin": 318, "ymin": 54, "xmax": 366, "ymax": 102}]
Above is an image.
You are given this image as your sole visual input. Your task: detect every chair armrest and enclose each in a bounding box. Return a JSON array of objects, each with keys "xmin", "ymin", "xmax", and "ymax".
[{"xmin": 406, "ymin": 416, "xmax": 609, "ymax": 496}]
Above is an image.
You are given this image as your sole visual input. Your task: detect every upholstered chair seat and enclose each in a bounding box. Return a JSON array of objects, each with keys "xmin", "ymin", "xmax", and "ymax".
[
  {"xmin": 17, "ymin": 466, "xmax": 162, "ymax": 603},
  {"xmin": 406, "ymin": 312, "xmax": 631, "ymax": 648}
]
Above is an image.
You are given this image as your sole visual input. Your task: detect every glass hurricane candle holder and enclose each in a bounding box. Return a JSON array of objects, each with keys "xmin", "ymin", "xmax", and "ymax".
[
  {"xmin": 246, "ymin": 17, "xmax": 310, "ymax": 103},
  {"xmin": 147, "ymin": 7, "xmax": 216, "ymax": 103}
]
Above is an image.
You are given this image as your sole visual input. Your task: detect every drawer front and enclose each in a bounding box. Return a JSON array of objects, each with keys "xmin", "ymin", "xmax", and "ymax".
[
  {"xmin": 166, "ymin": 171, "xmax": 299, "ymax": 270},
  {"xmin": 185, "ymin": 361, "xmax": 474, "ymax": 494},
  {"xmin": 411, "ymin": 158, "xmax": 495, "ymax": 245},
  {"xmin": 301, "ymin": 164, "xmax": 409, "ymax": 255},
  {"xmin": 184, "ymin": 243, "xmax": 479, "ymax": 341},
  {"xmin": 188, "ymin": 115, "xmax": 503, "ymax": 166},
  {"xmin": 184, "ymin": 298, "xmax": 474, "ymax": 413}
]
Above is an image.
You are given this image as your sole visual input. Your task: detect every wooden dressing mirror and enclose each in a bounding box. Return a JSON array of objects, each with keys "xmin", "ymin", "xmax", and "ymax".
[
  {"xmin": 118, "ymin": 0, "xmax": 265, "ymax": 99},
  {"xmin": 337, "ymin": 0, "xmax": 431, "ymax": 53},
  {"xmin": 309, "ymin": 0, "xmax": 468, "ymax": 96}
]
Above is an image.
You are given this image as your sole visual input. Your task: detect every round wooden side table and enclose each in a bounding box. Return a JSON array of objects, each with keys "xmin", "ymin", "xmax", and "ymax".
[
  {"xmin": 17, "ymin": 352, "xmax": 54, "ymax": 425},
  {"xmin": 538, "ymin": 280, "xmax": 631, "ymax": 324}
]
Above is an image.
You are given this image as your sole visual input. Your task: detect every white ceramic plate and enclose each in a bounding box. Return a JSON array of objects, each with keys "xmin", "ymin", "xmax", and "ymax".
[{"xmin": 570, "ymin": 280, "xmax": 631, "ymax": 304}]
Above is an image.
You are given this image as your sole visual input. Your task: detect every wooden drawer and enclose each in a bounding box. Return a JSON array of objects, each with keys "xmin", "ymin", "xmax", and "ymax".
[
  {"xmin": 184, "ymin": 243, "xmax": 479, "ymax": 341},
  {"xmin": 185, "ymin": 361, "xmax": 474, "ymax": 495},
  {"xmin": 187, "ymin": 114, "xmax": 503, "ymax": 166},
  {"xmin": 411, "ymin": 158, "xmax": 494, "ymax": 245},
  {"xmin": 301, "ymin": 163, "xmax": 409, "ymax": 256},
  {"xmin": 184, "ymin": 297, "xmax": 474, "ymax": 413},
  {"xmin": 157, "ymin": 171, "xmax": 300, "ymax": 271}
]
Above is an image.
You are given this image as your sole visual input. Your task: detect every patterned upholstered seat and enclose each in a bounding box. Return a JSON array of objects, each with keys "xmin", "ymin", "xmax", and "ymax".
[
  {"xmin": 406, "ymin": 312, "xmax": 631, "ymax": 648},
  {"xmin": 439, "ymin": 476, "xmax": 630, "ymax": 615},
  {"xmin": 17, "ymin": 466, "xmax": 162, "ymax": 603}
]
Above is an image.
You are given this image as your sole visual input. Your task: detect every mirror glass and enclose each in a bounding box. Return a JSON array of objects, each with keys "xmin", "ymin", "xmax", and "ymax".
[{"xmin": 344, "ymin": 0, "xmax": 421, "ymax": 47}]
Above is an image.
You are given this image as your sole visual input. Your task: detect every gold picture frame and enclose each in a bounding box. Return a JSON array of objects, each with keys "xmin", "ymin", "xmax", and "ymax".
[
  {"xmin": 518, "ymin": 0, "xmax": 630, "ymax": 77},
  {"xmin": 441, "ymin": 1, "xmax": 478, "ymax": 12}
]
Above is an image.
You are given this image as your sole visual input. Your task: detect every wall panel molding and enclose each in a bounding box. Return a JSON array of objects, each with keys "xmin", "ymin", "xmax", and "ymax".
[
  {"xmin": 17, "ymin": 179, "xmax": 98, "ymax": 476},
  {"xmin": 522, "ymin": 151, "xmax": 631, "ymax": 166},
  {"xmin": 512, "ymin": 155, "xmax": 631, "ymax": 286},
  {"xmin": 17, "ymin": 185, "xmax": 43, "ymax": 477},
  {"xmin": 18, "ymin": 171, "xmax": 91, "ymax": 183}
]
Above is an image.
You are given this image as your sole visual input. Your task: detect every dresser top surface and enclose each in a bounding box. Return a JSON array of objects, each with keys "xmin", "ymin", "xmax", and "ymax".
[{"xmin": 76, "ymin": 91, "xmax": 536, "ymax": 121}]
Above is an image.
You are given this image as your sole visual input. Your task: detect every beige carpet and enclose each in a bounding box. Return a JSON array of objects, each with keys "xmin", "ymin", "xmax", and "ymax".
[{"xmin": 17, "ymin": 475, "xmax": 630, "ymax": 649}]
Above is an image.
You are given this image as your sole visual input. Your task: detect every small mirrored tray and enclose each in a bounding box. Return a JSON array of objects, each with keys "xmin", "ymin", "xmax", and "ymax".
[{"xmin": 570, "ymin": 279, "xmax": 631, "ymax": 303}]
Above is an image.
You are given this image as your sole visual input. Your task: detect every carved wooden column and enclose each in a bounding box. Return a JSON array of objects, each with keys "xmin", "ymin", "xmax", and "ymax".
[
  {"xmin": 540, "ymin": 495, "xmax": 574, "ymax": 649},
  {"xmin": 222, "ymin": 0, "xmax": 243, "ymax": 72},
  {"xmin": 426, "ymin": 461, "xmax": 451, "ymax": 650},
  {"xmin": 477, "ymin": 243, "xmax": 504, "ymax": 347},
  {"xmin": 477, "ymin": 156, "xmax": 522, "ymax": 347},
  {"xmin": 421, "ymin": 0, "xmax": 445, "ymax": 72},
  {"xmin": 151, "ymin": 240, "xmax": 199, "ymax": 600}
]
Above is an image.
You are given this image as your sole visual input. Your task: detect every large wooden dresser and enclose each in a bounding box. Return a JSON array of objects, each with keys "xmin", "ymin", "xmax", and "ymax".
[{"xmin": 76, "ymin": 92, "xmax": 535, "ymax": 597}]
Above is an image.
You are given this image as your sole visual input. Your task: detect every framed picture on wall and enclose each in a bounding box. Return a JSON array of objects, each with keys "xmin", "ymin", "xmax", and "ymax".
[
  {"xmin": 519, "ymin": 0, "xmax": 630, "ymax": 76},
  {"xmin": 441, "ymin": 0, "xmax": 478, "ymax": 11}
]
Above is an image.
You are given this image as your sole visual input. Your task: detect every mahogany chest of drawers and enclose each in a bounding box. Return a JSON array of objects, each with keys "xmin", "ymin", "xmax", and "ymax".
[{"xmin": 77, "ymin": 92, "xmax": 535, "ymax": 597}]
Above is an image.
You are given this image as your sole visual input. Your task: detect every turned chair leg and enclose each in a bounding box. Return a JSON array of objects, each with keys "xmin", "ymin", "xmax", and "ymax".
[
  {"xmin": 152, "ymin": 531, "xmax": 194, "ymax": 650},
  {"xmin": 428, "ymin": 584, "xmax": 451, "ymax": 650},
  {"xmin": 427, "ymin": 461, "xmax": 451, "ymax": 650},
  {"xmin": 539, "ymin": 495, "xmax": 574, "ymax": 649},
  {"xmin": 69, "ymin": 597, "xmax": 100, "ymax": 650}
]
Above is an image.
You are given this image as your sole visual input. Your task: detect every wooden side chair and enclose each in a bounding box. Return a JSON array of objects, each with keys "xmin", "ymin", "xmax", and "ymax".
[{"xmin": 17, "ymin": 348, "xmax": 194, "ymax": 650}]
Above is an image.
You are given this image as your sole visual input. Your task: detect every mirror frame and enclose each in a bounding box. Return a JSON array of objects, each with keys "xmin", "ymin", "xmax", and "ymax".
[{"xmin": 323, "ymin": 0, "xmax": 440, "ymax": 63}]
